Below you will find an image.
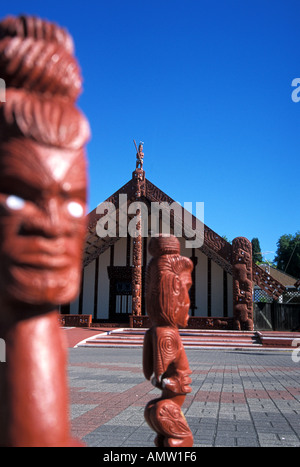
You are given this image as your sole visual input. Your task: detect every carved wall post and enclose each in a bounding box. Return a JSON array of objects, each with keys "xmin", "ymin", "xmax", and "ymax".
[
  {"xmin": 143, "ymin": 235, "xmax": 194, "ymax": 447},
  {"xmin": 232, "ymin": 237, "xmax": 254, "ymax": 331},
  {"xmin": 0, "ymin": 15, "xmax": 90, "ymax": 446}
]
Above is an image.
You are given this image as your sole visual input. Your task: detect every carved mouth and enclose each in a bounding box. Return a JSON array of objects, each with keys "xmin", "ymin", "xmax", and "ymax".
[
  {"xmin": 5, "ymin": 261, "xmax": 79, "ymax": 306},
  {"xmin": 10, "ymin": 237, "xmax": 73, "ymax": 270},
  {"xmin": 15, "ymin": 254, "xmax": 71, "ymax": 270},
  {"xmin": 14, "ymin": 248, "xmax": 71, "ymax": 270}
]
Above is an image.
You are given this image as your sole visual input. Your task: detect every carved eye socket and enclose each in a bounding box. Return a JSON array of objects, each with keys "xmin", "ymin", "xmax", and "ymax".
[
  {"xmin": 6, "ymin": 195, "xmax": 25, "ymax": 210},
  {"xmin": 67, "ymin": 201, "xmax": 84, "ymax": 218}
]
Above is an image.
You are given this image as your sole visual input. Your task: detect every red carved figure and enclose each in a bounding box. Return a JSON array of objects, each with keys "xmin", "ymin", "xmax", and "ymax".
[
  {"xmin": 131, "ymin": 143, "xmax": 145, "ymax": 317},
  {"xmin": 232, "ymin": 237, "xmax": 253, "ymax": 331},
  {"xmin": 143, "ymin": 235, "xmax": 194, "ymax": 447},
  {"xmin": 0, "ymin": 15, "xmax": 90, "ymax": 446},
  {"xmin": 135, "ymin": 141, "xmax": 144, "ymax": 169}
]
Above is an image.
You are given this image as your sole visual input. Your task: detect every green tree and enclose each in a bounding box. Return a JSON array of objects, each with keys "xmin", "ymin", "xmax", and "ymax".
[
  {"xmin": 221, "ymin": 235, "xmax": 231, "ymax": 244},
  {"xmin": 274, "ymin": 231, "xmax": 300, "ymax": 278},
  {"xmin": 251, "ymin": 238, "xmax": 263, "ymax": 264}
]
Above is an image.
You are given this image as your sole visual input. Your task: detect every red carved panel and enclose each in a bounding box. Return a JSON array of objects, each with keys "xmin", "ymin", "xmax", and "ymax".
[
  {"xmin": 59, "ymin": 314, "xmax": 92, "ymax": 328},
  {"xmin": 253, "ymin": 263, "xmax": 285, "ymax": 299}
]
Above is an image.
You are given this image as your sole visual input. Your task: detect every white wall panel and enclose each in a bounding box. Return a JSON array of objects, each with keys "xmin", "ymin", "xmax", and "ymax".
[
  {"xmin": 97, "ymin": 247, "xmax": 110, "ymax": 319},
  {"xmin": 211, "ymin": 261, "xmax": 223, "ymax": 317},
  {"xmin": 195, "ymin": 251, "xmax": 208, "ymax": 317},
  {"xmin": 82, "ymin": 261, "xmax": 95, "ymax": 316}
]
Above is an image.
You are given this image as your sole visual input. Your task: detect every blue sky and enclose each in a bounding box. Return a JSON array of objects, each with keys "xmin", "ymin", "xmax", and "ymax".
[{"xmin": 1, "ymin": 1, "xmax": 299, "ymax": 264}]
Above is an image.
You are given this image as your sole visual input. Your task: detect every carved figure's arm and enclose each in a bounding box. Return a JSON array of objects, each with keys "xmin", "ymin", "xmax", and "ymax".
[
  {"xmin": 161, "ymin": 368, "xmax": 192, "ymax": 395},
  {"xmin": 153, "ymin": 330, "xmax": 192, "ymax": 395}
]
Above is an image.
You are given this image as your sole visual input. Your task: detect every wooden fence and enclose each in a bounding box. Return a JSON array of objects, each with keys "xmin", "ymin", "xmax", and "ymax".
[{"xmin": 253, "ymin": 303, "xmax": 300, "ymax": 331}]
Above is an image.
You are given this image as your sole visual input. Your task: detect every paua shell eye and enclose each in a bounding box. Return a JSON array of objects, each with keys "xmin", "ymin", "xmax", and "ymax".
[
  {"xmin": 6, "ymin": 195, "xmax": 25, "ymax": 210},
  {"xmin": 67, "ymin": 201, "xmax": 84, "ymax": 218}
]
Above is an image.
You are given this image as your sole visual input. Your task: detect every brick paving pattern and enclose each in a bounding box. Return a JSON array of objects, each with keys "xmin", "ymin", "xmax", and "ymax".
[{"xmin": 68, "ymin": 347, "xmax": 300, "ymax": 447}]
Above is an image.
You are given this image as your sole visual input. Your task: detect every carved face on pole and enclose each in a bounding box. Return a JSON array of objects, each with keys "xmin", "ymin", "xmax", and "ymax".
[
  {"xmin": 175, "ymin": 270, "xmax": 193, "ymax": 328},
  {"xmin": 0, "ymin": 15, "xmax": 90, "ymax": 308},
  {"xmin": 146, "ymin": 235, "xmax": 193, "ymax": 328},
  {"xmin": 0, "ymin": 138, "xmax": 87, "ymax": 306}
]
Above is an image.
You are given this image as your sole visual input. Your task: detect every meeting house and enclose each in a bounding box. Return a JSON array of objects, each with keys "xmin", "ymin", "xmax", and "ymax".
[{"xmin": 60, "ymin": 145, "xmax": 286, "ymax": 330}]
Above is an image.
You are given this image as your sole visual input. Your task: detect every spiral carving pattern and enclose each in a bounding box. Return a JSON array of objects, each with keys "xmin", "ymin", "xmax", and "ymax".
[
  {"xmin": 158, "ymin": 332, "xmax": 178, "ymax": 362},
  {"xmin": 158, "ymin": 403, "xmax": 191, "ymax": 438}
]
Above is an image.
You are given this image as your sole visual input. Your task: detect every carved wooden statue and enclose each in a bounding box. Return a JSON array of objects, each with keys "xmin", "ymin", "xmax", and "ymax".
[
  {"xmin": 143, "ymin": 235, "xmax": 194, "ymax": 447},
  {"xmin": 0, "ymin": 15, "xmax": 90, "ymax": 446},
  {"xmin": 136, "ymin": 141, "xmax": 144, "ymax": 169},
  {"xmin": 232, "ymin": 237, "xmax": 253, "ymax": 331}
]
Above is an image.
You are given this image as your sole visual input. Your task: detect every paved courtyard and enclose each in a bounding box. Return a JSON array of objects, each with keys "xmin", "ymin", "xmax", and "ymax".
[{"xmin": 68, "ymin": 347, "xmax": 300, "ymax": 447}]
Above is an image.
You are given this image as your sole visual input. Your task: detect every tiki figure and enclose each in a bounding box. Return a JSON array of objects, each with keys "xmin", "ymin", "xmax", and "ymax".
[
  {"xmin": 0, "ymin": 15, "xmax": 90, "ymax": 446},
  {"xmin": 143, "ymin": 235, "xmax": 194, "ymax": 447},
  {"xmin": 232, "ymin": 237, "xmax": 253, "ymax": 331},
  {"xmin": 136, "ymin": 141, "xmax": 144, "ymax": 169}
]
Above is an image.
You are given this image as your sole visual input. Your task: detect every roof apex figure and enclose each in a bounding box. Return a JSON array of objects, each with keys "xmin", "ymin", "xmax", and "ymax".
[{"xmin": 134, "ymin": 139, "xmax": 144, "ymax": 170}]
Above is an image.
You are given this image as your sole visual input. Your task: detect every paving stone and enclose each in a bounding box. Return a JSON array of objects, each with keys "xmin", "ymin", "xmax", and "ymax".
[{"xmin": 68, "ymin": 347, "xmax": 300, "ymax": 448}]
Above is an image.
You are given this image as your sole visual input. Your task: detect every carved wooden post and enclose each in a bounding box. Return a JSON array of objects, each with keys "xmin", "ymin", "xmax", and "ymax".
[
  {"xmin": 132, "ymin": 232, "xmax": 143, "ymax": 317},
  {"xmin": 232, "ymin": 237, "xmax": 254, "ymax": 331},
  {"xmin": 131, "ymin": 144, "xmax": 145, "ymax": 317},
  {"xmin": 0, "ymin": 15, "xmax": 90, "ymax": 446},
  {"xmin": 143, "ymin": 235, "xmax": 194, "ymax": 447}
]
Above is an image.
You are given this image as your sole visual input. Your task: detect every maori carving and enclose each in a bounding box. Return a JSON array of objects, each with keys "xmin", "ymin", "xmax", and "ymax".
[
  {"xmin": 132, "ymin": 233, "xmax": 142, "ymax": 316},
  {"xmin": 133, "ymin": 168, "xmax": 146, "ymax": 199},
  {"xmin": 187, "ymin": 317, "xmax": 233, "ymax": 330},
  {"xmin": 135, "ymin": 141, "xmax": 144, "ymax": 170},
  {"xmin": 145, "ymin": 179, "xmax": 233, "ymax": 271},
  {"xmin": 84, "ymin": 174, "xmax": 285, "ymax": 303},
  {"xmin": 131, "ymin": 145, "xmax": 145, "ymax": 317},
  {"xmin": 0, "ymin": 15, "xmax": 90, "ymax": 446},
  {"xmin": 86, "ymin": 178, "xmax": 134, "ymax": 233},
  {"xmin": 253, "ymin": 263, "xmax": 285, "ymax": 300},
  {"xmin": 232, "ymin": 237, "xmax": 253, "ymax": 331},
  {"xmin": 203, "ymin": 226, "xmax": 232, "ymax": 264},
  {"xmin": 145, "ymin": 179, "xmax": 174, "ymax": 205},
  {"xmin": 143, "ymin": 235, "xmax": 194, "ymax": 447}
]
